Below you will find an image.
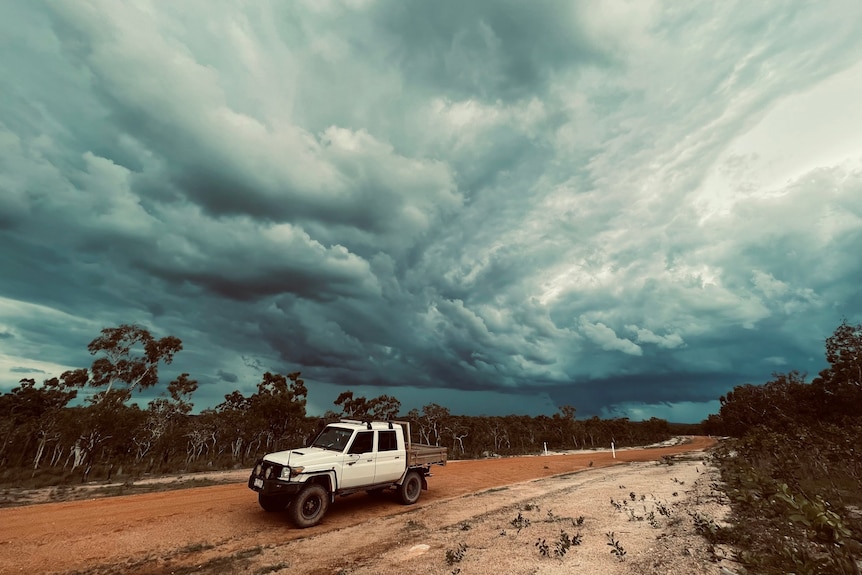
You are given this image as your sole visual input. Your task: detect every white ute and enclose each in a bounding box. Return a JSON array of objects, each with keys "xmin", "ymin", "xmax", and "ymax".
[{"xmin": 248, "ymin": 420, "xmax": 448, "ymax": 528}]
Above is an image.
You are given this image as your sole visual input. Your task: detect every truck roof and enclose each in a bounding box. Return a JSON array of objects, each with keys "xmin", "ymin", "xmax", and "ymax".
[{"xmin": 331, "ymin": 420, "xmax": 403, "ymax": 431}]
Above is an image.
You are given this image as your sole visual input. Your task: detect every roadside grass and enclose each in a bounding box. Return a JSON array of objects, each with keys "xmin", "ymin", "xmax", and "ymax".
[
  {"xmin": 0, "ymin": 458, "xmax": 245, "ymax": 492},
  {"xmin": 0, "ymin": 476, "xmax": 236, "ymax": 508}
]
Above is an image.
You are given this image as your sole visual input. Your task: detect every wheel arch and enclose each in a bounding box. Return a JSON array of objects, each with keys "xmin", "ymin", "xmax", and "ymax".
[
  {"xmin": 400, "ymin": 467, "xmax": 429, "ymax": 490},
  {"xmin": 304, "ymin": 472, "xmax": 335, "ymax": 496}
]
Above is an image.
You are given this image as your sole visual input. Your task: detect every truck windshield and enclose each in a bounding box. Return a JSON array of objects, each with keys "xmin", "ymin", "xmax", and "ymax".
[{"xmin": 312, "ymin": 427, "xmax": 353, "ymax": 452}]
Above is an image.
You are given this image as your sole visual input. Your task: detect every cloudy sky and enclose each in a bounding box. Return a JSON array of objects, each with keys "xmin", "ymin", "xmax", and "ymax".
[{"xmin": 1, "ymin": 1, "xmax": 861, "ymax": 423}]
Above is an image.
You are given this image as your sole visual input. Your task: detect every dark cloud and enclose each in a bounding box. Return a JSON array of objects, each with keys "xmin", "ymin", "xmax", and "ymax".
[
  {"xmin": 547, "ymin": 372, "xmax": 736, "ymax": 417},
  {"xmin": 1, "ymin": 1, "xmax": 861, "ymax": 421}
]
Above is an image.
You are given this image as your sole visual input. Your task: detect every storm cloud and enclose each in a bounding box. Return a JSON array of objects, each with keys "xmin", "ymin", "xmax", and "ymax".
[{"xmin": 2, "ymin": 0, "xmax": 861, "ymax": 421}]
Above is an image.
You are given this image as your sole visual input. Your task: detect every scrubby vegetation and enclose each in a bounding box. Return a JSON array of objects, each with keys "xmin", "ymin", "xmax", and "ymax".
[{"xmin": 707, "ymin": 320, "xmax": 862, "ymax": 574}]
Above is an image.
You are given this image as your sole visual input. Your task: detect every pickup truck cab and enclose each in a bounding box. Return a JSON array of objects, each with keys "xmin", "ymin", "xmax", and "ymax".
[{"xmin": 248, "ymin": 420, "xmax": 447, "ymax": 527}]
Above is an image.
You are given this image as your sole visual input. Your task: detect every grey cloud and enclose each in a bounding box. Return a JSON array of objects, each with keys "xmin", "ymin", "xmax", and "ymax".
[
  {"xmin": 216, "ymin": 370, "xmax": 238, "ymax": 384},
  {"xmin": 138, "ymin": 218, "xmax": 382, "ymax": 302},
  {"xmin": 578, "ymin": 319, "xmax": 642, "ymax": 356},
  {"xmin": 10, "ymin": 367, "xmax": 45, "ymax": 374},
  {"xmin": 627, "ymin": 326, "xmax": 685, "ymax": 350},
  {"xmin": 47, "ymin": 3, "xmax": 460, "ymax": 233},
  {"xmin": 2, "ymin": 1, "xmax": 861, "ymax": 423},
  {"xmin": 371, "ymin": 1, "xmax": 607, "ymax": 102}
]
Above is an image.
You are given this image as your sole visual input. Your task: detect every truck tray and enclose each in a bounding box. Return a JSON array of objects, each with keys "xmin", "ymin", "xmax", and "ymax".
[{"xmin": 407, "ymin": 443, "xmax": 448, "ymax": 467}]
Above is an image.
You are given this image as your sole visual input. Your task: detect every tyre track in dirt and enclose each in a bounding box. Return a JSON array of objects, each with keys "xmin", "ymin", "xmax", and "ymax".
[{"xmin": 0, "ymin": 436, "xmax": 714, "ymax": 574}]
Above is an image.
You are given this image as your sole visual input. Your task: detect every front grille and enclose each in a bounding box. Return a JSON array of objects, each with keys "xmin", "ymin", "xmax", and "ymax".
[{"xmin": 252, "ymin": 460, "xmax": 283, "ymax": 480}]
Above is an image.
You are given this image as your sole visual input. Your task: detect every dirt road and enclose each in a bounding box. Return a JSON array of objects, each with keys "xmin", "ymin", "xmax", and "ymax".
[{"xmin": 0, "ymin": 436, "xmax": 715, "ymax": 574}]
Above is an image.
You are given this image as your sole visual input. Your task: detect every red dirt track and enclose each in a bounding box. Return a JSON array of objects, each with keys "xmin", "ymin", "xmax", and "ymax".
[{"xmin": 0, "ymin": 436, "xmax": 715, "ymax": 574}]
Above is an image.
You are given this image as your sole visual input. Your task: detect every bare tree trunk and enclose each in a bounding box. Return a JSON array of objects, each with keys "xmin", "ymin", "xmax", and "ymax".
[
  {"xmin": 453, "ymin": 433, "xmax": 467, "ymax": 455},
  {"xmin": 70, "ymin": 441, "xmax": 86, "ymax": 470},
  {"xmin": 33, "ymin": 435, "xmax": 48, "ymax": 470},
  {"xmin": 245, "ymin": 438, "xmax": 261, "ymax": 461},
  {"xmin": 50, "ymin": 443, "xmax": 64, "ymax": 467},
  {"xmin": 231, "ymin": 437, "xmax": 243, "ymax": 461}
]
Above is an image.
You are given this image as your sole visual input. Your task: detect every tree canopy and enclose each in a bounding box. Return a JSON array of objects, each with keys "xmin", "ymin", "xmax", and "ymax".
[{"xmin": 712, "ymin": 320, "xmax": 862, "ymax": 437}]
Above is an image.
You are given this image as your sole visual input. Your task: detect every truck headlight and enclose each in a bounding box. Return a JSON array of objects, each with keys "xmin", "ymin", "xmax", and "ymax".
[{"xmin": 282, "ymin": 466, "xmax": 304, "ymax": 478}]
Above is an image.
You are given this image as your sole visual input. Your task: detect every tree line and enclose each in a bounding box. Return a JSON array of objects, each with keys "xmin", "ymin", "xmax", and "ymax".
[{"xmin": 0, "ymin": 324, "xmax": 687, "ymax": 486}]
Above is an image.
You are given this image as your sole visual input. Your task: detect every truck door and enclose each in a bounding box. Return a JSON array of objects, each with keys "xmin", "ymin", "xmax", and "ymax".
[
  {"xmin": 374, "ymin": 429, "xmax": 405, "ymax": 483},
  {"xmin": 340, "ymin": 430, "xmax": 376, "ymax": 489}
]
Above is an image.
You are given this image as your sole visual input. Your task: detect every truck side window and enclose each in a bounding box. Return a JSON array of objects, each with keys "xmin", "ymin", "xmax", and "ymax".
[
  {"xmin": 348, "ymin": 431, "xmax": 374, "ymax": 454},
  {"xmin": 378, "ymin": 430, "xmax": 397, "ymax": 451}
]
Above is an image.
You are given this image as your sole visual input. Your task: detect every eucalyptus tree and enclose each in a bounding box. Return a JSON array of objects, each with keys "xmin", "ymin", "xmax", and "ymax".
[
  {"xmin": 334, "ymin": 391, "xmax": 370, "ymax": 419},
  {"xmin": 420, "ymin": 403, "xmax": 450, "ymax": 446},
  {"xmin": 136, "ymin": 373, "xmax": 198, "ymax": 468},
  {"xmin": 213, "ymin": 371, "xmax": 309, "ymax": 463},
  {"xmin": 0, "ymin": 375, "xmax": 79, "ymax": 470},
  {"xmin": 215, "ymin": 390, "xmax": 253, "ymax": 462},
  {"xmin": 718, "ymin": 371, "xmax": 809, "ymax": 436},
  {"xmin": 73, "ymin": 324, "xmax": 184, "ymax": 477},
  {"xmin": 184, "ymin": 408, "xmax": 223, "ymax": 465},
  {"xmin": 87, "ymin": 324, "xmax": 183, "ymax": 403},
  {"xmin": 715, "ymin": 321, "xmax": 862, "ymax": 436},
  {"xmin": 250, "ymin": 371, "xmax": 308, "ymax": 453},
  {"xmin": 333, "ymin": 391, "xmax": 401, "ymax": 420},
  {"xmin": 552, "ymin": 405, "xmax": 577, "ymax": 448},
  {"xmin": 443, "ymin": 415, "xmax": 470, "ymax": 457},
  {"xmin": 813, "ymin": 320, "xmax": 862, "ymax": 420}
]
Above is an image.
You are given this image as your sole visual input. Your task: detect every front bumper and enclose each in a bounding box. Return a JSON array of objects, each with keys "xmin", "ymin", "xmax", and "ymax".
[{"xmin": 248, "ymin": 459, "xmax": 304, "ymax": 496}]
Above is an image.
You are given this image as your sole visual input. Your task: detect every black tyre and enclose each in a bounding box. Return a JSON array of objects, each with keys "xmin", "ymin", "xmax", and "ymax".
[
  {"xmin": 398, "ymin": 470, "xmax": 422, "ymax": 505},
  {"xmin": 258, "ymin": 493, "xmax": 289, "ymax": 512},
  {"xmin": 288, "ymin": 484, "xmax": 329, "ymax": 528}
]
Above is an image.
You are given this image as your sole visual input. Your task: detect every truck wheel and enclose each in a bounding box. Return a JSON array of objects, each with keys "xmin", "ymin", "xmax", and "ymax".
[
  {"xmin": 288, "ymin": 484, "xmax": 329, "ymax": 528},
  {"xmin": 258, "ymin": 493, "xmax": 289, "ymax": 512},
  {"xmin": 398, "ymin": 471, "xmax": 422, "ymax": 505}
]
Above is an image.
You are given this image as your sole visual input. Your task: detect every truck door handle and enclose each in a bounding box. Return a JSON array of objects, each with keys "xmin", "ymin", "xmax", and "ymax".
[{"xmin": 347, "ymin": 461, "xmax": 356, "ymax": 466}]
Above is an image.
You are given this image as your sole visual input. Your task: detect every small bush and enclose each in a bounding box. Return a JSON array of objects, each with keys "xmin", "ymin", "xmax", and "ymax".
[
  {"xmin": 510, "ymin": 511, "xmax": 531, "ymax": 533},
  {"xmin": 445, "ymin": 543, "xmax": 467, "ymax": 565},
  {"xmin": 606, "ymin": 532, "xmax": 626, "ymax": 561}
]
